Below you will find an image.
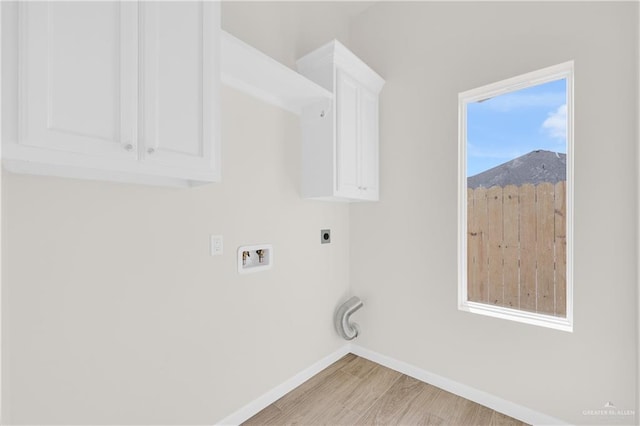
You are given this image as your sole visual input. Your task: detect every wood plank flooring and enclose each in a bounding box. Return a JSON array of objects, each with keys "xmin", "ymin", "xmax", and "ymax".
[{"xmin": 243, "ymin": 354, "xmax": 528, "ymax": 426}]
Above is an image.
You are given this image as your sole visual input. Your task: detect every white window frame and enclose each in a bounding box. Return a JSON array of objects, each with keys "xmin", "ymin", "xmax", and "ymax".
[{"xmin": 457, "ymin": 61, "xmax": 574, "ymax": 332}]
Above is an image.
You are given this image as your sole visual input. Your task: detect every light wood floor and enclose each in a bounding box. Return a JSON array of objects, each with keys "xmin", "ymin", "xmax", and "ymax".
[{"xmin": 244, "ymin": 354, "xmax": 528, "ymax": 426}]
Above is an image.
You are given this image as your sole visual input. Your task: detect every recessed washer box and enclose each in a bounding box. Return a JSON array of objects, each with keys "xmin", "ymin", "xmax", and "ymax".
[{"xmin": 237, "ymin": 244, "xmax": 273, "ymax": 274}]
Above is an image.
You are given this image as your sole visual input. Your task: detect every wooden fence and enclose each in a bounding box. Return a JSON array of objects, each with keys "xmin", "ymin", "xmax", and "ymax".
[{"xmin": 467, "ymin": 182, "xmax": 566, "ymax": 317}]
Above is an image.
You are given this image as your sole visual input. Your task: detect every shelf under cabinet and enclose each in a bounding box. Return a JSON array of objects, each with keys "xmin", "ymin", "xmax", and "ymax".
[{"xmin": 220, "ymin": 30, "xmax": 333, "ymax": 115}]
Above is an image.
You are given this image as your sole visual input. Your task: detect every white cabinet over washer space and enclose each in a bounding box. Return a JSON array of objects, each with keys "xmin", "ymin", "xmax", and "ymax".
[{"xmin": 297, "ymin": 40, "xmax": 384, "ymax": 202}]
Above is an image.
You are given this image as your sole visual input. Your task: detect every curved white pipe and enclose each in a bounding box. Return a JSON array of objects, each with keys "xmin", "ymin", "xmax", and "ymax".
[{"xmin": 334, "ymin": 296, "xmax": 364, "ymax": 340}]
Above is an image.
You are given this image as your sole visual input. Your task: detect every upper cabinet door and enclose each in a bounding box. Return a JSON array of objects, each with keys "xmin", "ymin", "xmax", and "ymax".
[
  {"xmin": 18, "ymin": 2, "xmax": 138, "ymax": 159},
  {"xmin": 335, "ymin": 69, "xmax": 360, "ymax": 198},
  {"xmin": 359, "ymin": 87, "xmax": 379, "ymax": 200},
  {"xmin": 140, "ymin": 1, "xmax": 220, "ymax": 177}
]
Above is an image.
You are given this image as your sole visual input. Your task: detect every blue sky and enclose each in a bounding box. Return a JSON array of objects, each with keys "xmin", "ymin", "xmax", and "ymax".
[{"xmin": 466, "ymin": 78, "xmax": 567, "ymax": 177}]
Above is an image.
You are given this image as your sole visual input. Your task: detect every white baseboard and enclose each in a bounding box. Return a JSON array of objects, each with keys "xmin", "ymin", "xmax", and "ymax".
[
  {"xmin": 349, "ymin": 344, "xmax": 567, "ymax": 426},
  {"xmin": 215, "ymin": 342, "xmax": 566, "ymax": 426},
  {"xmin": 215, "ymin": 345, "xmax": 351, "ymax": 425}
]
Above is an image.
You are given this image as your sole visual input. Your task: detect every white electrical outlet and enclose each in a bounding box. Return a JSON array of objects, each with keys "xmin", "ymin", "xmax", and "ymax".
[{"xmin": 210, "ymin": 235, "xmax": 223, "ymax": 256}]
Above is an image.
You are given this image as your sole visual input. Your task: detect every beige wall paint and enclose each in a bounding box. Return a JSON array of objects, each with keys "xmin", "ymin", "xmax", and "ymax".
[
  {"xmin": 348, "ymin": 2, "xmax": 637, "ymax": 425},
  {"xmin": 1, "ymin": 86, "xmax": 351, "ymax": 424},
  {"xmin": 1, "ymin": 24, "xmax": 353, "ymax": 423},
  {"xmin": 2, "ymin": 86, "xmax": 351, "ymax": 424},
  {"xmin": 0, "ymin": 2, "xmax": 362, "ymax": 423}
]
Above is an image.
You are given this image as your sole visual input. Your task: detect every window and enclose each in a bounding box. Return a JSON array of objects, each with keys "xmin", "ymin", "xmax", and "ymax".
[{"xmin": 458, "ymin": 62, "xmax": 573, "ymax": 331}]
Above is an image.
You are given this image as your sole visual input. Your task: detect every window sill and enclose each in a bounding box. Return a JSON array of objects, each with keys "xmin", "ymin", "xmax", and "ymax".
[{"xmin": 459, "ymin": 301, "xmax": 573, "ymax": 332}]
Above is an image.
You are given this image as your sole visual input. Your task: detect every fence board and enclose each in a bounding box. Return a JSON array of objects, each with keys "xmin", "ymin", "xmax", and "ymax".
[
  {"xmin": 554, "ymin": 181, "xmax": 567, "ymax": 317},
  {"xmin": 486, "ymin": 186, "xmax": 504, "ymax": 306},
  {"xmin": 536, "ymin": 183, "xmax": 555, "ymax": 315},
  {"xmin": 467, "ymin": 188, "xmax": 478, "ymax": 302},
  {"xmin": 502, "ymin": 185, "xmax": 519, "ymax": 309},
  {"xmin": 469, "ymin": 187, "xmax": 488, "ymax": 303},
  {"xmin": 519, "ymin": 184, "xmax": 537, "ymax": 312}
]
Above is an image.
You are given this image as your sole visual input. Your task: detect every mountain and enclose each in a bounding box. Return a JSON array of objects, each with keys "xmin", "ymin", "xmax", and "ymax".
[{"xmin": 468, "ymin": 150, "xmax": 566, "ymax": 189}]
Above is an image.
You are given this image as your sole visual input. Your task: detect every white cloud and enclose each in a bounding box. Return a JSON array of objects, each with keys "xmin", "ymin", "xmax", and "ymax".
[{"xmin": 541, "ymin": 104, "xmax": 567, "ymax": 141}]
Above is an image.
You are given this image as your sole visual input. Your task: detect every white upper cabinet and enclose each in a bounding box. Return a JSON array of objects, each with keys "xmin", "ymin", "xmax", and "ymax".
[
  {"xmin": 139, "ymin": 2, "xmax": 218, "ymax": 177},
  {"xmin": 2, "ymin": 1, "xmax": 220, "ymax": 187},
  {"xmin": 17, "ymin": 2, "xmax": 138, "ymax": 159},
  {"xmin": 358, "ymin": 87, "xmax": 379, "ymax": 200},
  {"xmin": 297, "ymin": 40, "xmax": 384, "ymax": 202},
  {"xmin": 335, "ymin": 70, "xmax": 360, "ymax": 198}
]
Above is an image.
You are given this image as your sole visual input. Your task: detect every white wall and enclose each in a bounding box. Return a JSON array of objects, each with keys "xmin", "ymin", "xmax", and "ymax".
[
  {"xmin": 348, "ymin": 2, "xmax": 638, "ymax": 425},
  {"xmin": 1, "ymin": 88, "xmax": 351, "ymax": 425},
  {"xmin": 0, "ymin": 3, "xmax": 355, "ymax": 422}
]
